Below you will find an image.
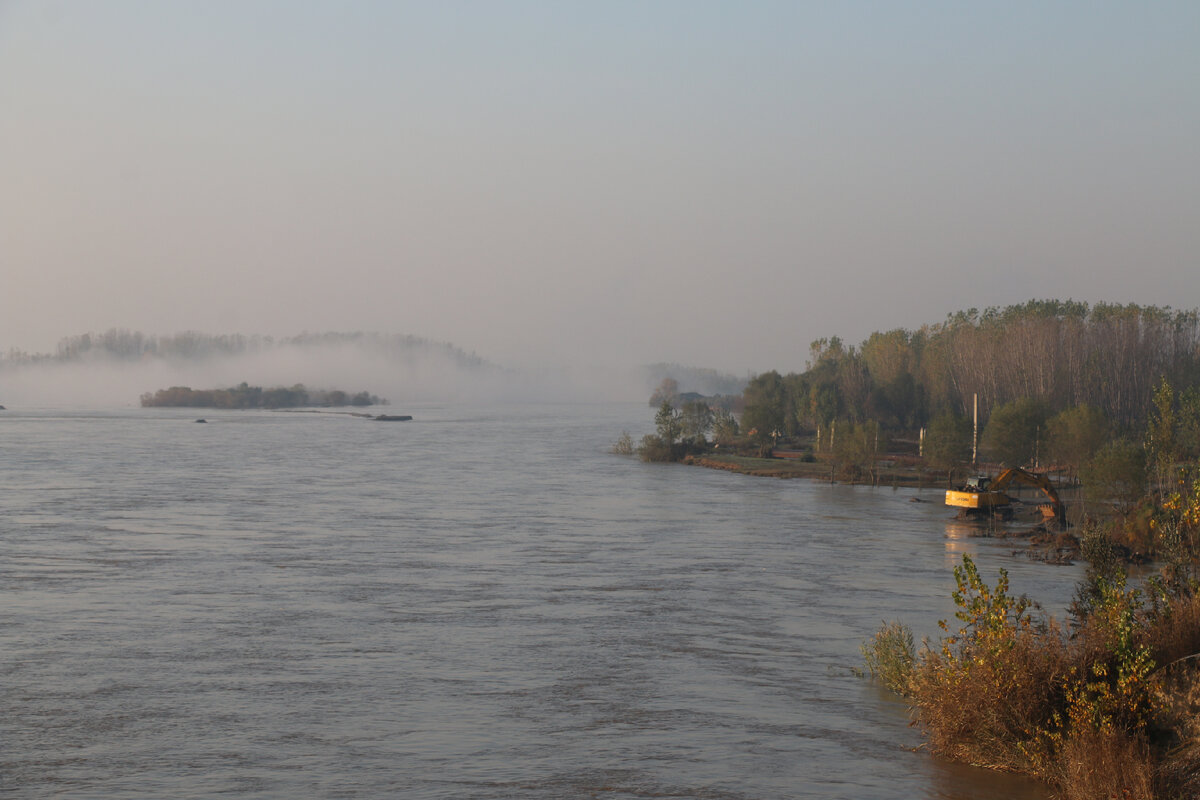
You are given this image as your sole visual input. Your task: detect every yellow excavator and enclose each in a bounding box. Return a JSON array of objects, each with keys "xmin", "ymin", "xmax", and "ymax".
[{"xmin": 945, "ymin": 467, "xmax": 1066, "ymax": 527}]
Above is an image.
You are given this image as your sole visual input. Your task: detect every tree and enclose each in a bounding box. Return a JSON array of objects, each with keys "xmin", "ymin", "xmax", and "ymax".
[
  {"xmin": 635, "ymin": 401, "xmax": 688, "ymax": 463},
  {"xmin": 654, "ymin": 400, "xmax": 682, "ymax": 447},
  {"xmin": 679, "ymin": 400, "xmax": 714, "ymax": 444},
  {"xmin": 1081, "ymin": 441, "xmax": 1147, "ymax": 513},
  {"xmin": 981, "ymin": 397, "xmax": 1049, "ymax": 467},
  {"xmin": 741, "ymin": 371, "xmax": 787, "ymax": 442},
  {"xmin": 1044, "ymin": 405, "xmax": 1108, "ymax": 478},
  {"xmin": 833, "ymin": 420, "xmax": 882, "ymax": 482},
  {"xmin": 711, "ymin": 407, "xmax": 739, "ymax": 444},
  {"xmin": 649, "ymin": 378, "xmax": 679, "ymax": 406},
  {"xmin": 1177, "ymin": 386, "xmax": 1200, "ymax": 461},
  {"xmin": 809, "ymin": 384, "xmax": 840, "ymax": 450},
  {"xmin": 924, "ymin": 413, "xmax": 971, "ymax": 485},
  {"xmin": 1146, "ymin": 376, "xmax": 1177, "ymax": 494}
]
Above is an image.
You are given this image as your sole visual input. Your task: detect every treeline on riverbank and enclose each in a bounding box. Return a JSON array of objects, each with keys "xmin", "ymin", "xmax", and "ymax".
[
  {"xmin": 140, "ymin": 383, "xmax": 385, "ymax": 409},
  {"xmin": 643, "ymin": 302, "xmax": 1200, "ymax": 463},
  {"xmin": 618, "ymin": 298, "xmax": 1200, "ymax": 797},
  {"xmin": 735, "ymin": 300, "xmax": 1200, "ymax": 436},
  {"xmin": 629, "ymin": 300, "xmax": 1200, "ymax": 554}
]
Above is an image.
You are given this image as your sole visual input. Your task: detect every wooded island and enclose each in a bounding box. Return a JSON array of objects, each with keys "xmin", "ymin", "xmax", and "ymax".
[{"xmin": 140, "ymin": 383, "xmax": 385, "ymax": 409}]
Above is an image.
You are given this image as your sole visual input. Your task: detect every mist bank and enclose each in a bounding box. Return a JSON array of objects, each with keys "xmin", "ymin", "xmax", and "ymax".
[{"xmin": 0, "ymin": 329, "xmax": 738, "ymax": 408}]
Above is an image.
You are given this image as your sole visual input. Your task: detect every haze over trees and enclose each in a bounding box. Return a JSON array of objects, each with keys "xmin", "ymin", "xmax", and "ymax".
[
  {"xmin": 643, "ymin": 364, "xmax": 746, "ymax": 400},
  {"xmin": 0, "ymin": 330, "xmax": 489, "ymax": 371},
  {"xmin": 0, "ymin": 328, "xmax": 522, "ymax": 406}
]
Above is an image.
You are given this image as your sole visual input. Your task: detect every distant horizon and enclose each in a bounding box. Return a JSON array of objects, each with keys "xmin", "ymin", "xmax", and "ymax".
[
  {"xmin": 6, "ymin": 295, "xmax": 1198, "ymax": 377},
  {"xmin": 3, "ymin": 2, "xmax": 1197, "ymax": 376}
]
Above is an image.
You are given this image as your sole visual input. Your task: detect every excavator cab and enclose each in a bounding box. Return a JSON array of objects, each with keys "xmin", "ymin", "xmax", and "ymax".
[{"xmin": 964, "ymin": 476, "xmax": 990, "ymax": 492}]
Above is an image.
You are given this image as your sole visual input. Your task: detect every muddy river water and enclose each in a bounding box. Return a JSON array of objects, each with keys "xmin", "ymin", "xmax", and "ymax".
[{"xmin": 1, "ymin": 403, "xmax": 1078, "ymax": 798}]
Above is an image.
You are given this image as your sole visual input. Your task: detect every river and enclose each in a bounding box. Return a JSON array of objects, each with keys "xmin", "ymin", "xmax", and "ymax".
[{"xmin": 1, "ymin": 403, "xmax": 1078, "ymax": 798}]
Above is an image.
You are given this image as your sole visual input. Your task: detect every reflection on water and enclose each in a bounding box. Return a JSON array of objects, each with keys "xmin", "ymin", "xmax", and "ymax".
[
  {"xmin": 0, "ymin": 405, "xmax": 1072, "ymax": 799},
  {"xmin": 925, "ymin": 759, "xmax": 1055, "ymax": 800}
]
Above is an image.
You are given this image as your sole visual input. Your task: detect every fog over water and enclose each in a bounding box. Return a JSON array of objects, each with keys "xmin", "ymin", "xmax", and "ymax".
[{"xmin": 0, "ymin": 344, "xmax": 657, "ymax": 408}]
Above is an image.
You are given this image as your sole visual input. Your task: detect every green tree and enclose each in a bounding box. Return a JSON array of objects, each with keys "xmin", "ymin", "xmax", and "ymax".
[
  {"xmin": 924, "ymin": 413, "xmax": 971, "ymax": 485},
  {"xmin": 809, "ymin": 383, "xmax": 840, "ymax": 450},
  {"xmin": 711, "ymin": 407, "xmax": 739, "ymax": 444},
  {"xmin": 1146, "ymin": 376, "xmax": 1177, "ymax": 493},
  {"xmin": 834, "ymin": 420, "xmax": 882, "ymax": 481},
  {"xmin": 1177, "ymin": 386, "xmax": 1200, "ymax": 460},
  {"xmin": 741, "ymin": 371, "xmax": 787, "ymax": 442},
  {"xmin": 1045, "ymin": 405, "xmax": 1109, "ymax": 478},
  {"xmin": 981, "ymin": 397, "xmax": 1049, "ymax": 467},
  {"xmin": 679, "ymin": 400, "xmax": 714, "ymax": 444},
  {"xmin": 654, "ymin": 400, "xmax": 682, "ymax": 447},
  {"xmin": 1081, "ymin": 441, "xmax": 1147, "ymax": 513}
]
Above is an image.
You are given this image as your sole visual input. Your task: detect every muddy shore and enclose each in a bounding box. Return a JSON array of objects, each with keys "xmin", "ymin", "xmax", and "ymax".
[{"xmin": 682, "ymin": 453, "xmax": 943, "ymax": 489}]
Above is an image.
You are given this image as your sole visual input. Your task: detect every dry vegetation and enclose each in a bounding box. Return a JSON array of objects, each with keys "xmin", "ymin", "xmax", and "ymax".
[{"xmin": 864, "ymin": 554, "xmax": 1200, "ymax": 799}]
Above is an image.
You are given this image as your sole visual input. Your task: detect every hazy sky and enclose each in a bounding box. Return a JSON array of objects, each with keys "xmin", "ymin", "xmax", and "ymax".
[{"xmin": 2, "ymin": 1, "xmax": 1198, "ymax": 374}]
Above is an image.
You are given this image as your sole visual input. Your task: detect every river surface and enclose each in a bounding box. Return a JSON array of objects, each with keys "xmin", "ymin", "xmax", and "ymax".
[{"xmin": 1, "ymin": 403, "xmax": 1079, "ymax": 799}]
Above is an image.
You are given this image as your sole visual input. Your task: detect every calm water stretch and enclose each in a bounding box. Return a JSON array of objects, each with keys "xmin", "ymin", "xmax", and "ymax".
[{"xmin": 2, "ymin": 403, "xmax": 1080, "ymax": 799}]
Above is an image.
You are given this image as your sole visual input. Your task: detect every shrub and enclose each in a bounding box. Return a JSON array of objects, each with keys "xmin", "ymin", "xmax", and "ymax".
[
  {"xmin": 861, "ymin": 621, "xmax": 915, "ymax": 695},
  {"xmin": 638, "ymin": 434, "xmax": 673, "ymax": 463},
  {"xmin": 611, "ymin": 431, "xmax": 634, "ymax": 455},
  {"xmin": 874, "ymin": 553, "xmax": 1200, "ymax": 798},
  {"xmin": 908, "ymin": 556, "xmax": 1065, "ymax": 773}
]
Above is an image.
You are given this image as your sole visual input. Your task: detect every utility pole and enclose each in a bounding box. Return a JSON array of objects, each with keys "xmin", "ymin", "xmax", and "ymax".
[{"xmin": 972, "ymin": 393, "xmax": 978, "ymax": 467}]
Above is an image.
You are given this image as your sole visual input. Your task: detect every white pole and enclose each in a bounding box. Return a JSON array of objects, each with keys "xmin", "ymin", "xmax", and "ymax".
[{"xmin": 972, "ymin": 393, "xmax": 978, "ymax": 467}]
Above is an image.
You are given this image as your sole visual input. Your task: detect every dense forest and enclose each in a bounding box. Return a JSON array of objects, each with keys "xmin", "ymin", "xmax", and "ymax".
[
  {"xmin": 0, "ymin": 330, "xmax": 489, "ymax": 371},
  {"xmin": 636, "ymin": 301, "xmax": 1200, "ymax": 485},
  {"xmin": 736, "ymin": 300, "xmax": 1200, "ymax": 438},
  {"xmin": 140, "ymin": 383, "xmax": 384, "ymax": 410}
]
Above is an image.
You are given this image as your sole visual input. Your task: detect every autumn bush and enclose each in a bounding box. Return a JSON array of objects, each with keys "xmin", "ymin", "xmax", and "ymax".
[{"xmin": 866, "ymin": 554, "xmax": 1200, "ymax": 799}]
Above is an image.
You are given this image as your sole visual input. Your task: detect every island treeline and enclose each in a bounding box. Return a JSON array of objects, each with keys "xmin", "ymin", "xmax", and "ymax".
[
  {"xmin": 140, "ymin": 383, "xmax": 384, "ymax": 410},
  {"xmin": 1, "ymin": 330, "xmax": 489, "ymax": 371}
]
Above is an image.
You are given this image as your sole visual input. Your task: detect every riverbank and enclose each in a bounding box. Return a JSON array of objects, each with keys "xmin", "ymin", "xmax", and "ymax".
[{"xmin": 682, "ymin": 453, "xmax": 942, "ymax": 489}]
